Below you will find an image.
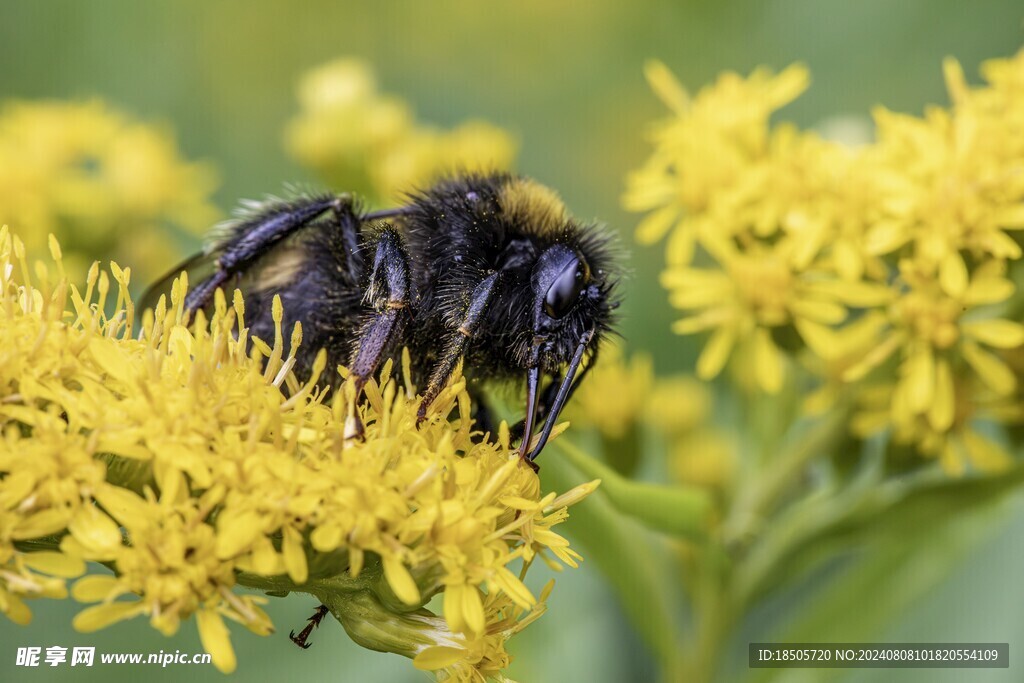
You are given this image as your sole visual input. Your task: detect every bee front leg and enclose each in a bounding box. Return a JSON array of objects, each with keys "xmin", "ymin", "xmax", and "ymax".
[
  {"xmin": 416, "ymin": 272, "xmax": 500, "ymax": 425},
  {"xmin": 347, "ymin": 228, "xmax": 412, "ymax": 437}
]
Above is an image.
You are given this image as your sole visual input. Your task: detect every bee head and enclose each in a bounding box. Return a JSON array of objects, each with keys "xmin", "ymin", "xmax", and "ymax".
[
  {"xmin": 527, "ymin": 231, "xmax": 619, "ymax": 371},
  {"xmin": 409, "ymin": 172, "xmax": 622, "ymax": 464},
  {"xmin": 530, "ymin": 243, "xmax": 600, "ymax": 358},
  {"xmin": 516, "ymin": 234, "xmax": 618, "ymax": 463}
]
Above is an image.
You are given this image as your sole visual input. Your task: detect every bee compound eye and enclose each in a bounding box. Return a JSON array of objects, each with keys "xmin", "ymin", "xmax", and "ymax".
[{"xmin": 543, "ymin": 257, "xmax": 589, "ymax": 319}]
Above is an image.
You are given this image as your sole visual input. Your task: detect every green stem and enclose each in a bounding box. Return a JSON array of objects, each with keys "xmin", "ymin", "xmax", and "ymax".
[
  {"xmin": 723, "ymin": 406, "xmax": 850, "ymax": 545},
  {"xmin": 543, "ymin": 443, "xmax": 688, "ymax": 683},
  {"xmin": 236, "ymin": 562, "xmax": 383, "ymax": 597},
  {"xmin": 690, "ymin": 550, "xmax": 734, "ymax": 683}
]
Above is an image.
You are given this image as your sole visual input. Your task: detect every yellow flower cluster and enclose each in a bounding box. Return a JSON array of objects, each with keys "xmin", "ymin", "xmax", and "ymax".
[
  {"xmin": 0, "ymin": 100, "xmax": 220, "ymax": 281},
  {"xmin": 285, "ymin": 58, "xmax": 518, "ymax": 204},
  {"xmin": 627, "ymin": 50, "xmax": 1024, "ymax": 471},
  {"xmin": 0, "ymin": 228, "xmax": 595, "ymax": 679}
]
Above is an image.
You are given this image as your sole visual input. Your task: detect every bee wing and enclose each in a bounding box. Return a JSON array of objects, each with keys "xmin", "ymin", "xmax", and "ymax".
[{"xmin": 137, "ymin": 249, "xmax": 218, "ymax": 315}]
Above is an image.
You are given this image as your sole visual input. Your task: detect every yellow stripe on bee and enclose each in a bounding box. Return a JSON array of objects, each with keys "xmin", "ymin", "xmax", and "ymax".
[{"xmin": 498, "ymin": 178, "xmax": 567, "ymax": 235}]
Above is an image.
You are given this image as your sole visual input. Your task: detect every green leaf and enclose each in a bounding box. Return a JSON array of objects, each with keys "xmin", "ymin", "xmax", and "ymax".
[
  {"xmin": 736, "ymin": 463, "xmax": 1024, "ymax": 607},
  {"xmin": 744, "ymin": 495, "xmax": 1015, "ymax": 683},
  {"xmin": 553, "ymin": 440, "xmax": 713, "ymax": 540}
]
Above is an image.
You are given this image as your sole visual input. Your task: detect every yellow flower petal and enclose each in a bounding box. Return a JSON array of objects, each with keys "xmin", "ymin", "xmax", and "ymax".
[
  {"xmin": 938, "ymin": 250, "xmax": 968, "ymax": 297},
  {"xmin": 215, "ymin": 510, "xmax": 263, "ymax": 559},
  {"xmin": 964, "ymin": 275, "xmax": 1014, "ymax": 305},
  {"xmin": 93, "ymin": 486, "xmax": 151, "ymax": 527},
  {"xmin": 926, "ymin": 358, "xmax": 955, "ymax": 432},
  {"xmin": 665, "ymin": 221, "xmax": 697, "ymax": 266},
  {"xmin": 902, "ymin": 345, "xmax": 935, "ymax": 415},
  {"xmin": 73, "ymin": 601, "xmax": 144, "ymax": 632},
  {"xmin": 962, "ymin": 341, "xmax": 1016, "ymax": 395},
  {"xmin": 87, "ymin": 337, "xmax": 134, "ymax": 383},
  {"xmin": 67, "ymin": 506, "xmax": 123, "ymax": 557},
  {"xmin": 753, "ymin": 329, "xmax": 783, "ymax": 393},
  {"xmin": 943, "ymin": 57, "xmax": 969, "ymax": 103},
  {"xmin": 382, "ymin": 556, "xmax": 420, "ymax": 606},
  {"xmin": 808, "ymin": 280, "xmax": 892, "ymax": 307},
  {"xmin": 843, "ymin": 332, "xmax": 903, "ymax": 382},
  {"xmin": 789, "ymin": 298, "xmax": 846, "ymax": 325},
  {"xmin": 545, "ymin": 479, "xmax": 601, "ymax": 511},
  {"xmin": 490, "ymin": 567, "xmax": 535, "ymax": 610},
  {"xmin": 695, "ymin": 326, "xmax": 736, "ymax": 380},
  {"xmin": 795, "ymin": 319, "xmax": 839, "ymax": 360},
  {"xmin": 671, "ymin": 308, "xmax": 729, "ymax": 332},
  {"xmin": 962, "ymin": 319, "xmax": 1024, "ymax": 348},
  {"xmin": 12, "ymin": 509, "xmax": 71, "ymax": 540},
  {"xmin": 197, "ymin": 608, "xmax": 237, "ymax": 674},
  {"xmin": 71, "ymin": 575, "xmax": 121, "ymax": 602},
  {"xmin": 21, "ymin": 552, "xmax": 86, "ymax": 579},
  {"xmin": 3, "ymin": 595, "xmax": 33, "ymax": 625},
  {"xmin": 414, "ymin": 646, "xmax": 467, "ymax": 671},
  {"xmin": 461, "ymin": 585, "xmax": 485, "ymax": 635},
  {"xmin": 635, "ymin": 205, "xmax": 678, "ymax": 244},
  {"xmin": 643, "ymin": 59, "xmax": 691, "ymax": 114},
  {"xmin": 961, "ymin": 429, "xmax": 1012, "ymax": 473},
  {"xmin": 444, "ymin": 583, "xmax": 466, "ymax": 633},
  {"xmin": 995, "ymin": 204, "xmax": 1024, "ymax": 228},
  {"xmin": 282, "ymin": 526, "xmax": 308, "ymax": 585}
]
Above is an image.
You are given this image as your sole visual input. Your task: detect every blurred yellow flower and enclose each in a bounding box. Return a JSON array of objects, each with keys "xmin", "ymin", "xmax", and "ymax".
[
  {"xmin": 566, "ymin": 342, "xmax": 736, "ymax": 487},
  {"xmin": 0, "ymin": 100, "xmax": 219, "ymax": 281},
  {"xmin": 370, "ymin": 120, "xmax": 517, "ymax": 204},
  {"xmin": 868, "ymin": 103, "xmax": 1024, "ymax": 278},
  {"xmin": 0, "ymin": 227, "xmax": 595, "ymax": 678},
  {"xmin": 645, "ymin": 375, "xmax": 713, "ymax": 438},
  {"xmin": 564, "ymin": 343, "xmax": 654, "ymax": 440},
  {"xmin": 668, "ymin": 430, "xmax": 737, "ymax": 490},
  {"xmin": 661, "ymin": 238, "xmax": 886, "ymax": 393},
  {"xmin": 286, "ymin": 58, "xmax": 518, "ymax": 204},
  {"xmin": 843, "ymin": 260, "xmax": 1023, "ymax": 431},
  {"xmin": 852, "ymin": 378, "xmax": 1020, "ymax": 475},
  {"xmin": 629, "ymin": 49, "xmax": 1024, "ymax": 466}
]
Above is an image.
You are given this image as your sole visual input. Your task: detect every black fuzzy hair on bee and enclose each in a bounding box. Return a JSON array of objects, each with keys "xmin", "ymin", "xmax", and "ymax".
[
  {"xmin": 401, "ymin": 174, "xmax": 621, "ymax": 367},
  {"xmin": 144, "ymin": 172, "xmax": 623, "ymax": 470}
]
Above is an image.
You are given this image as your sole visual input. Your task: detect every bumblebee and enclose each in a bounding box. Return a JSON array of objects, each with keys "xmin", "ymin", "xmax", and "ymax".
[{"xmin": 147, "ymin": 173, "xmax": 620, "ymax": 468}]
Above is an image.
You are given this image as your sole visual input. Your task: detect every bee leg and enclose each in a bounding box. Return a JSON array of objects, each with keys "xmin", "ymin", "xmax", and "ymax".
[
  {"xmin": 416, "ymin": 272, "xmax": 499, "ymax": 425},
  {"xmin": 184, "ymin": 195, "xmax": 340, "ymax": 312},
  {"xmin": 289, "ymin": 604, "xmax": 329, "ymax": 649},
  {"xmin": 348, "ymin": 228, "xmax": 412, "ymax": 436},
  {"xmin": 331, "ymin": 195, "xmax": 363, "ymax": 278}
]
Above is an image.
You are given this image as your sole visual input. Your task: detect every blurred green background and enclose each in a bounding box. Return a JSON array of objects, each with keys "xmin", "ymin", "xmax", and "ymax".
[{"xmin": 1, "ymin": 1, "xmax": 1023, "ymax": 681}]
